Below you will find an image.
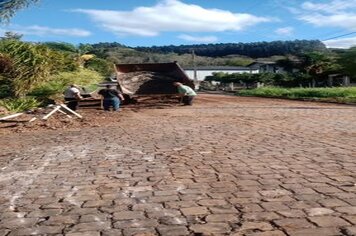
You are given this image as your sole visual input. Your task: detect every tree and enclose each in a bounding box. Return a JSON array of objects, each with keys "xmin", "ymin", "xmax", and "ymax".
[
  {"xmin": 1, "ymin": 31, "xmax": 23, "ymax": 40},
  {"xmin": 299, "ymin": 52, "xmax": 341, "ymax": 87},
  {"xmin": 337, "ymin": 46, "xmax": 356, "ymax": 76},
  {"xmin": 0, "ymin": 40, "xmax": 63, "ymax": 97},
  {"xmin": 0, "ymin": 0, "xmax": 39, "ymax": 22}
]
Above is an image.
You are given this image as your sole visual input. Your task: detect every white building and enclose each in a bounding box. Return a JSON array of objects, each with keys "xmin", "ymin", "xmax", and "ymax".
[{"xmin": 184, "ymin": 66, "xmax": 259, "ymax": 81}]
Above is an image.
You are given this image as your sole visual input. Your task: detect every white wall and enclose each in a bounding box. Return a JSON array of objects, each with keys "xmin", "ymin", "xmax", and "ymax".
[{"xmin": 185, "ymin": 69, "xmax": 259, "ymax": 81}]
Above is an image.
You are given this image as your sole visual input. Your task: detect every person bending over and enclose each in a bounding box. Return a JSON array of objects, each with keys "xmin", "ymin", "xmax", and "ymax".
[
  {"xmin": 98, "ymin": 85, "xmax": 125, "ymax": 111},
  {"xmin": 173, "ymin": 82, "xmax": 197, "ymax": 106},
  {"xmin": 64, "ymin": 84, "xmax": 83, "ymax": 111}
]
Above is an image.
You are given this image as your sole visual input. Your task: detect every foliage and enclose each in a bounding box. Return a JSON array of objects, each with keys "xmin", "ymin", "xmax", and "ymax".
[
  {"xmin": 1, "ymin": 31, "xmax": 23, "ymax": 40},
  {"xmin": 136, "ymin": 40, "xmax": 327, "ymax": 58},
  {"xmin": 0, "ymin": 96, "xmax": 41, "ymax": 112},
  {"xmin": 0, "ymin": 0, "xmax": 39, "ymax": 22},
  {"xmin": 337, "ymin": 46, "xmax": 356, "ymax": 76},
  {"xmin": 43, "ymin": 42, "xmax": 77, "ymax": 53},
  {"xmin": 84, "ymin": 57, "xmax": 113, "ymax": 76},
  {"xmin": 0, "ymin": 39, "xmax": 66, "ymax": 97},
  {"xmin": 238, "ymin": 87, "xmax": 356, "ymax": 103},
  {"xmin": 30, "ymin": 69, "xmax": 104, "ymax": 98}
]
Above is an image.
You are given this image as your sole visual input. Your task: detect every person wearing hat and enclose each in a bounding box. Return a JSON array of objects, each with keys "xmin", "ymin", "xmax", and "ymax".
[
  {"xmin": 173, "ymin": 82, "xmax": 197, "ymax": 106},
  {"xmin": 64, "ymin": 84, "xmax": 83, "ymax": 111}
]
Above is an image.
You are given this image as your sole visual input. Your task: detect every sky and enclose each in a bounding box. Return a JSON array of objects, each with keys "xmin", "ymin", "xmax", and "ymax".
[{"xmin": 2, "ymin": 0, "xmax": 356, "ymax": 48}]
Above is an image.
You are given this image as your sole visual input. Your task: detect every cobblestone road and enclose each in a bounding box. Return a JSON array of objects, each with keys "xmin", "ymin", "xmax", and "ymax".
[{"xmin": 1, "ymin": 94, "xmax": 356, "ymax": 236}]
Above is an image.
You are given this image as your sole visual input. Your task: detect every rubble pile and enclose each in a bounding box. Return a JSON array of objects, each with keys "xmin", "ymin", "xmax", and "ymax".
[{"xmin": 119, "ymin": 71, "xmax": 178, "ymax": 95}]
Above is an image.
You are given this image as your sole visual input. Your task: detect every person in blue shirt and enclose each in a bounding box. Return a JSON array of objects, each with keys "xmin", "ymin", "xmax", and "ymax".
[{"xmin": 173, "ymin": 82, "xmax": 197, "ymax": 106}]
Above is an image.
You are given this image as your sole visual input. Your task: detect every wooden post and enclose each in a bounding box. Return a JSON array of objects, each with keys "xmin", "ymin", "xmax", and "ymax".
[
  {"xmin": 42, "ymin": 105, "xmax": 61, "ymax": 120},
  {"xmin": 59, "ymin": 104, "xmax": 83, "ymax": 119},
  {"xmin": 0, "ymin": 113, "xmax": 23, "ymax": 121}
]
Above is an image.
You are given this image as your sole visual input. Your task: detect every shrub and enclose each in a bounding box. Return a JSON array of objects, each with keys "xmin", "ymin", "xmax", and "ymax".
[
  {"xmin": 0, "ymin": 40, "xmax": 70, "ymax": 97},
  {"xmin": 238, "ymin": 87, "xmax": 356, "ymax": 102},
  {"xmin": 0, "ymin": 97, "xmax": 41, "ymax": 113},
  {"xmin": 30, "ymin": 68, "xmax": 104, "ymax": 98}
]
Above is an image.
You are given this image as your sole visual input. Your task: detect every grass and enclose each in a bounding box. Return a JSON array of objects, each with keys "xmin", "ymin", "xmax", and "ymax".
[
  {"xmin": 237, "ymin": 87, "xmax": 356, "ymax": 103},
  {"xmin": 0, "ymin": 97, "xmax": 42, "ymax": 113}
]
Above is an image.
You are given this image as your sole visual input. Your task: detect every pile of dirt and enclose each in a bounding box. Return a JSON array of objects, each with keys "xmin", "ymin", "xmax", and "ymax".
[
  {"xmin": 119, "ymin": 71, "xmax": 178, "ymax": 95},
  {"xmin": 0, "ymin": 109, "xmax": 127, "ymax": 134},
  {"xmin": 0, "ymin": 96, "xmax": 183, "ymax": 134}
]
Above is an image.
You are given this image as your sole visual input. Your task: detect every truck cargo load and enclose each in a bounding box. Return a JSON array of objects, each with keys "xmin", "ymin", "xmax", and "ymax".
[{"xmin": 115, "ymin": 62, "xmax": 194, "ymax": 96}]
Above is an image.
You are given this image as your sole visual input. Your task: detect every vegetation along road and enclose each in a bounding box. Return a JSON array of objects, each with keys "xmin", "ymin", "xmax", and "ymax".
[{"xmin": 0, "ymin": 94, "xmax": 355, "ymax": 236}]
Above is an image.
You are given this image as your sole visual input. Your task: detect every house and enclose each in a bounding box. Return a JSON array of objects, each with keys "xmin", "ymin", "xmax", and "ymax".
[
  {"xmin": 184, "ymin": 66, "xmax": 259, "ymax": 81},
  {"xmin": 248, "ymin": 61, "xmax": 286, "ymax": 73}
]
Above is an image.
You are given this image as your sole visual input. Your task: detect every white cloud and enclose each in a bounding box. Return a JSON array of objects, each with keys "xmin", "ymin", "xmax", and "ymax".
[
  {"xmin": 74, "ymin": 0, "xmax": 271, "ymax": 37},
  {"xmin": 298, "ymin": 0, "xmax": 356, "ymax": 30},
  {"xmin": 301, "ymin": 0, "xmax": 356, "ymax": 14},
  {"xmin": 1, "ymin": 25, "xmax": 91, "ymax": 37},
  {"xmin": 178, "ymin": 34, "xmax": 218, "ymax": 43},
  {"xmin": 323, "ymin": 36, "xmax": 356, "ymax": 48},
  {"xmin": 299, "ymin": 13, "xmax": 356, "ymax": 30},
  {"xmin": 275, "ymin": 27, "xmax": 294, "ymax": 36}
]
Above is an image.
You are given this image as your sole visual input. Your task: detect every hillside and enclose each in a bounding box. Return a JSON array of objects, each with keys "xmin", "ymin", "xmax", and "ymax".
[{"xmin": 134, "ymin": 40, "xmax": 327, "ymax": 58}]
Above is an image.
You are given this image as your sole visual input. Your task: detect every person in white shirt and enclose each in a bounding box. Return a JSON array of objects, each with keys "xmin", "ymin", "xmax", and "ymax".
[{"xmin": 64, "ymin": 84, "xmax": 82, "ymax": 111}]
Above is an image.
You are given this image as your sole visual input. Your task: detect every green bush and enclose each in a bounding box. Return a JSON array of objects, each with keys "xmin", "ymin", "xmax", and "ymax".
[
  {"xmin": 238, "ymin": 87, "xmax": 356, "ymax": 102},
  {"xmin": 30, "ymin": 68, "xmax": 104, "ymax": 98},
  {"xmin": 84, "ymin": 57, "xmax": 113, "ymax": 76},
  {"xmin": 0, "ymin": 97, "xmax": 41, "ymax": 113}
]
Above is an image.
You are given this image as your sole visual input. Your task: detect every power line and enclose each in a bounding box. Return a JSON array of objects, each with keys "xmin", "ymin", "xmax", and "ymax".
[{"xmin": 323, "ymin": 31, "xmax": 356, "ymax": 41}]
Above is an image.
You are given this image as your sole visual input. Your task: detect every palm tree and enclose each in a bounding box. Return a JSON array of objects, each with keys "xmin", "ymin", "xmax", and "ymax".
[{"xmin": 0, "ymin": 0, "xmax": 39, "ymax": 23}]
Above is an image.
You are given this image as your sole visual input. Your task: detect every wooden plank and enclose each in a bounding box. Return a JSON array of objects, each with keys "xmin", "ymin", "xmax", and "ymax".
[
  {"xmin": 29, "ymin": 117, "xmax": 37, "ymax": 123},
  {"xmin": 57, "ymin": 109, "xmax": 72, "ymax": 118},
  {"xmin": 0, "ymin": 113, "xmax": 24, "ymax": 121},
  {"xmin": 60, "ymin": 104, "xmax": 83, "ymax": 119},
  {"xmin": 42, "ymin": 105, "xmax": 61, "ymax": 120}
]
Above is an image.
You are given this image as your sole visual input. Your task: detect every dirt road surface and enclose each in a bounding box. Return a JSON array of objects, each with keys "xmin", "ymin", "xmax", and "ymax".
[{"xmin": 1, "ymin": 94, "xmax": 356, "ymax": 236}]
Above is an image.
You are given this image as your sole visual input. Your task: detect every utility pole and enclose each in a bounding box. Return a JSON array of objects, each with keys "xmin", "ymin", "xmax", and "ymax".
[
  {"xmin": 192, "ymin": 50, "xmax": 199, "ymax": 90},
  {"xmin": 192, "ymin": 50, "xmax": 197, "ymax": 81}
]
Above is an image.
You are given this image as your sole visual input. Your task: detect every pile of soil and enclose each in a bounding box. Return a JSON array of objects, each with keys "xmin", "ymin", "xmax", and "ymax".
[
  {"xmin": 0, "ymin": 97, "xmax": 182, "ymax": 134},
  {"xmin": 119, "ymin": 71, "xmax": 178, "ymax": 95},
  {"xmin": 0, "ymin": 109, "xmax": 125, "ymax": 135}
]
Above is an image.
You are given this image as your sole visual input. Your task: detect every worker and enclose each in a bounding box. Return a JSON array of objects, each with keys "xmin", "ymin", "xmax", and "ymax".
[
  {"xmin": 173, "ymin": 82, "xmax": 197, "ymax": 106},
  {"xmin": 64, "ymin": 84, "xmax": 82, "ymax": 111},
  {"xmin": 98, "ymin": 85, "xmax": 125, "ymax": 111}
]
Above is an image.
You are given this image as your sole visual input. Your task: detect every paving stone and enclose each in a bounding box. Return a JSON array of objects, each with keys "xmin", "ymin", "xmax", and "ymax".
[
  {"xmin": 286, "ymin": 227, "xmax": 342, "ymax": 236},
  {"xmin": 9, "ymin": 226, "xmax": 63, "ymax": 235},
  {"xmin": 335, "ymin": 206, "xmax": 356, "ymax": 214},
  {"xmin": 308, "ymin": 216, "xmax": 351, "ymax": 227},
  {"xmin": 181, "ymin": 207, "xmax": 209, "ymax": 216},
  {"xmin": 244, "ymin": 231, "xmax": 287, "ymax": 236},
  {"xmin": 113, "ymin": 211, "xmax": 146, "ymax": 220},
  {"xmin": 190, "ymin": 223, "xmax": 231, "ymax": 234},
  {"xmin": 239, "ymin": 222, "xmax": 274, "ymax": 231},
  {"xmin": 69, "ymin": 222, "xmax": 111, "ymax": 232},
  {"xmin": 66, "ymin": 232, "xmax": 101, "ymax": 236},
  {"xmin": 157, "ymin": 226, "xmax": 189, "ymax": 236},
  {"xmin": 159, "ymin": 216, "xmax": 187, "ymax": 225},
  {"xmin": 306, "ymin": 207, "xmax": 335, "ymax": 216},
  {"xmin": 122, "ymin": 227, "xmax": 156, "ymax": 236},
  {"xmin": 205, "ymin": 214, "xmax": 239, "ymax": 222},
  {"xmin": 273, "ymin": 218, "xmax": 315, "ymax": 230},
  {"xmin": 344, "ymin": 226, "xmax": 356, "ymax": 236},
  {"xmin": 114, "ymin": 219, "xmax": 158, "ymax": 228},
  {"xmin": 1, "ymin": 95, "xmax": 355, "ymax": 236}
]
